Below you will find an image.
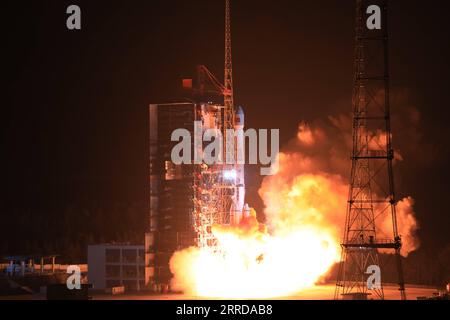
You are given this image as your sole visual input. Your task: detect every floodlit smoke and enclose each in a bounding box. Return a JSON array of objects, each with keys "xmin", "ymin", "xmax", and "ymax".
[
  {"xmin": 267, "ymin": 116, "xmax": 420, "ymax": 256},
  {"xmin": 379, "ymin": 196, "xmax": 420, "ymax": 255},
  {"xmin": 169, "ymin": 108, "xmax": 420, "ymax": 297}
]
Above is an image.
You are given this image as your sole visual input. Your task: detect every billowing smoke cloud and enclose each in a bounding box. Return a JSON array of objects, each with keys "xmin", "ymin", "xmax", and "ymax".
[
  {"xmin": 259, "ymin": 109, "xmax": 420, "ymax": 256},
  {"xmin": 169, "ymin": 92, "xmax": 421, "ymax": 297}
]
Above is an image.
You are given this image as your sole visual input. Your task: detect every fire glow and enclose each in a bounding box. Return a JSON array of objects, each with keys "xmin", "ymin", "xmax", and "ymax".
[
  {"xmin": 169, "ymin": 118, "xmax": 419, "ymax": 298},
  {"xmin": 170, "ymin": 206, "xmax": 340, "ymax": 298}
]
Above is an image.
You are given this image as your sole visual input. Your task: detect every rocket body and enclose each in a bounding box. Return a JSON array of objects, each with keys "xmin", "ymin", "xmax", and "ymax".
[{"xmin": 233, "ymin": 106, "xmax": 246, "ymax": 224}]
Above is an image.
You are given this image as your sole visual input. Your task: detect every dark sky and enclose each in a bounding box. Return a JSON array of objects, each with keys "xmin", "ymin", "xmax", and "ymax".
[{"xmin": 3, "ymin": 1, "xmax": 450, "ymax": 253}]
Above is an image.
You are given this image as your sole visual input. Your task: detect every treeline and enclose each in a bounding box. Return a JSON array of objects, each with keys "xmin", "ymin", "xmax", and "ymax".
[
  {"xmin": 0, "ymin": 201, "xmax": 148, "ymax": 263},
  {"xmin": 400, "ymin": 246, "xmax": 450, "ymax": 287}
]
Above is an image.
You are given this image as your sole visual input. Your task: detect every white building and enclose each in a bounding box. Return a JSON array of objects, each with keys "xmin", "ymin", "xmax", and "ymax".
[{"xmin": 88, "ymin": 244, "xmax": 146, "ymax": 292}]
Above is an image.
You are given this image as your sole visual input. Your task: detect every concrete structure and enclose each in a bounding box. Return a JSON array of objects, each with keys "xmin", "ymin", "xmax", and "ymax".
[
  {"xmin": 88, "ymin": 244, "xmax": 145, "ymax": 292},
  {"xmin": 146, "ymin": 102, "xmax": 246, "ymax": 290},
  {"xmin": 147, "ymin": 102, "xmax": 199, "ymax": 289}
]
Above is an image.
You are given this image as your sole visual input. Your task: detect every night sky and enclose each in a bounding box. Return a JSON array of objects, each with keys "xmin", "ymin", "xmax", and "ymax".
[{"xmin": 3, "ymin": 1, "xmax": 450, "ymax": 256}]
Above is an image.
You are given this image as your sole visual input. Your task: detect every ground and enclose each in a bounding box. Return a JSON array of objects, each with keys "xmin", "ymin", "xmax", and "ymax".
[
  {"xmin": 0, "ymin": 284, "xmax": 439, "ymax": 300},
  {"xmin": 92, "ymin": 284, "xmax": 436, "ymax": 300}
]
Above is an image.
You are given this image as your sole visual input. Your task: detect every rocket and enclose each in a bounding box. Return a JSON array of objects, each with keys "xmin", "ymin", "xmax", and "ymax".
[{"xmin": 232, "ymin": 106, "xmax": 246, "ymax": 224}]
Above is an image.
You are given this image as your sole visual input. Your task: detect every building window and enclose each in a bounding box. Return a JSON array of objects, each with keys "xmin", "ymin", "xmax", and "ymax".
[
  {"xmin": 105, "ymin": 249, "xmax": 120, "ymax": 263},
  {"xmin": 122, "ymin": 249, "xmax": 137, "ymax": 263},
  {"xmin": 138, "ymin": 250, "xmax": 145, "ymax": 264},
  {"xmin": 105, "ymin": 265, "xmax": 120, "ymax": 278},
  {"xmin": 123, "ymin": 266, "xmax": 138, "ymax": 279}
]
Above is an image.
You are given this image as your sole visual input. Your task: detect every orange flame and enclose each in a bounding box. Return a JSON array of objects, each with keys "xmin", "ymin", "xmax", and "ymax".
[
  {"xmin": 169, "ymin": 116, "xmax": 420, "ymax": 298},
  {"xmin": 169, "ymin": 173, "xmax": 343, "ymax": 298}
]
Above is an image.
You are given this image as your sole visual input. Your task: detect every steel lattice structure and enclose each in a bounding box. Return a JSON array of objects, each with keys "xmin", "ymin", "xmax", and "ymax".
[
  {"xmin": 221, "ymin": 0, "xmax": 237, "ymax": 228},
  {"xmin": 335, "ymin": 0, "xmax": 406, "ymax": 300},
  {"xmin": 192, "ymin": 0, "xmax": 238, "ymax": 252},
  {"xmin": 193, "ymin": 160, "xmax": 224, "ymax": 249}
]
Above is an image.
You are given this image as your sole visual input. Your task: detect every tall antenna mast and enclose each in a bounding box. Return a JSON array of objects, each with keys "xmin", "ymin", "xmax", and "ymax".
[
  {"xmin": 335, "ymin": 0, "xmax": 406, "ymax": 300},
  {"xmin": 217, "ymin": 0, "xmax": 237, "ymax": 228},
  {"xmin": 224, "ymin": 0, "xmax": 235, "ymax": 133}
]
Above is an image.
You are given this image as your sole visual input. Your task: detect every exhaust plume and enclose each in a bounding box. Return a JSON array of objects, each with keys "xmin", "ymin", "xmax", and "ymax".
[{"xmin": 169, "ymin": 108, "xmax": 420, "ymax": 297}]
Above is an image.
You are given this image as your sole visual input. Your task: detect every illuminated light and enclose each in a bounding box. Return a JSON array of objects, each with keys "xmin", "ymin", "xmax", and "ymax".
[
  {"xmin": 223, "ymin": 169, "xmax": 237, "ymax": 180},
  {"xmin": 182, "ymin": 78, "xmax": 193, "ymax": 89}
]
